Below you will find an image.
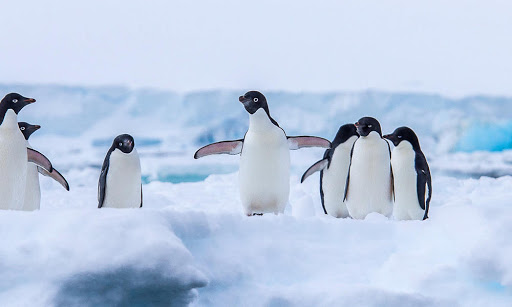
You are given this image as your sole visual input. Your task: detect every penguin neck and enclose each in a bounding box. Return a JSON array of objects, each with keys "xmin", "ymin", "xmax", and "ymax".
[
  {"xmin": 395, "ymin": 140, "xmax": 414, "ymax": 152},
  {"xmin": 0, "ymin": 104, "xmax": 15, "ymax": 126},
  {"xmin": 249, "ymin": 108, "xmax": 279, "ymax": 132},
  {"xmin": 335, "ymin": 135, "xmax": 358, "ymax": 150},
  {"xmin": 360, "ymin": 131, "xmax": 382, "ymax": 142},
  {"xmin": 333, "ymin": 135, "xmax": 358, "ymax": 149},
  {"xmin": 0, "ymin": 109, "xmax": 19, "ymax": 130}
]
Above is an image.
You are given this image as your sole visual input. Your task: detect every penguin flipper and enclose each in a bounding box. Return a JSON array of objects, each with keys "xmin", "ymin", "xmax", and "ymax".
[
  {"xmin": 287, "ymin": 136, "xmax": 331, "ymax": 150},
  {"xmin": 416, "ymin": 152, "xmax": 432, "ymax": 220},
  {"xmin": 27, "ymin": 148, "xmax": 53, "ymax": 172},
  {"xmin": 140, "ymin": 185, "xmax": 143, "ymax": 208},
  {"xmin": 98, "ymin": 148, "xmax": 113, "ymax": 208},
  {"xmin": 343, "ymin": 143, "xmax": 356, "ymax": 202},
  {"xmin": 194, "ymin": 140, "xmax": 244, "ymax": 159},
  {"xmin": 387, "ymin": 140, "xmax": 395, "ymax": 202},
  {"xmin": 38, "ymin": 167, "xmax": 70, "ymax": 191},
  {"xmin": 301, "ymin": 158, "xmax": 329, "ymax": 183}
]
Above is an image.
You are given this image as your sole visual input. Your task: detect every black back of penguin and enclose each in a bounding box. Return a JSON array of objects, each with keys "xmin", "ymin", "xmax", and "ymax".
[{"xmin": 384, "ymin": 126, "xmax": 432, "ymax": 219}]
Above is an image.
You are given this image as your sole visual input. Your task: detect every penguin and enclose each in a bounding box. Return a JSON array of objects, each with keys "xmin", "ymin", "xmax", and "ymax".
[
  {"xmin": 98, "ymin": 134, "xmax": 142, "ymax": 209},
  {"xmin": 0, "ymin": 93, "xmax": 54, "ymax": 210},
  {"xmin": 301, "ymin": 124, "xmax": 359, "ymax": 218},
  {"xmin": 344, "ymin": 117, "xmax": 394, "ymax": 219},
  {"xmin": 19, "ymin": 122, "xmax": 69, "ymax": 211},
  {"xmin": 384, "ymin": 127, "xmax": 431, "ymax": 220},
  {"xmin": 194, "ymin": 91, "xmax": 331, "ymax": 216}
]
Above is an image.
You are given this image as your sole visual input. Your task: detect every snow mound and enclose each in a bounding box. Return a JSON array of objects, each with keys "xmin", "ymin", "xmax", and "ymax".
[{"xmin": 0, "ymin": 209, "xmax": 207, "ymax": 307}]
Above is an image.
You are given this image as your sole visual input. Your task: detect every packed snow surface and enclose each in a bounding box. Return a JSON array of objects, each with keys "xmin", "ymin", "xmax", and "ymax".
[{"xmin": 0, "ymin": 84, "xmax": 511, "ymax": 306}]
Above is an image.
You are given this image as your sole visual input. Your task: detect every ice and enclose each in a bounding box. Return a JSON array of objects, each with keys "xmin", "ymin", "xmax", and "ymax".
[
  {"xmin": 1, "ymin": 84, "xmax": 512, "ymax": 305},
  {"xmin": 0, "ymin": 208, "xmax": 208, "ymax": 306}
]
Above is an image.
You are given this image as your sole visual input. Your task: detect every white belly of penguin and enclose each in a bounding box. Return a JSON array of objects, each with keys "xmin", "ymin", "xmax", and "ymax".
[
  {"xmin": 345, "ymin": 132, "xmax": 393, "ymax": 219},
  {"xmin": 239, "ymin": 110, "xmax": 290, "ymax": 215},
  {"xmin": 103, "ymin": 149, "xmax": 142, "ymax": 208},
  {"xmin": 22, "ymin": 142, "xmax": 41, "ymax": 211},
  {"xmin": 0, "ymin": 110, "xmax": 28, "ymax": 210},
  {"xmin": 321, "ymin": 136, "xmax": 357, "ymax": 218},
  {"xmin": 391, "ymin": 142, "xmax": 424, "ymax": 220}
]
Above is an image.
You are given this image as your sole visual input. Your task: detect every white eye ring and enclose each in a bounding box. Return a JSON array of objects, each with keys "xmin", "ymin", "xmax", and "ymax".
[
  {"xmin": 398, "ymin": 135, "xmax": 402, "ymax": 139},
  {"xmin": 119, "ymin": 142, "xmax": 123, "ymax": 146},
  {"xmin": 253, "ymin": 98, "xmax": 258, "ymax": 102},
  {"xmin": 368, "ymin": 124, "xmax": 372, "ymax": 128},
  {"xmin": 20, "ymin": 127, "xmax": 25, "ymax": 131},
  {"xmin": 12, "ymin": 99, "xmax": 17, "ymax": 103}
]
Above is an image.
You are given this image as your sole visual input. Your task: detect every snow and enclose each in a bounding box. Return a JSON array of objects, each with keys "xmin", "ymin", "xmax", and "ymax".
[{"xmin": 1, "ymin": 85, "xmax": 512, "ymax": 306}]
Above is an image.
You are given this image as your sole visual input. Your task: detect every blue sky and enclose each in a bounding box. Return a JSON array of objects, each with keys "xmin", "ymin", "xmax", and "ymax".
[{"xmin": 1, "ymin": 0, "xmax": 511, "ymax": 96}]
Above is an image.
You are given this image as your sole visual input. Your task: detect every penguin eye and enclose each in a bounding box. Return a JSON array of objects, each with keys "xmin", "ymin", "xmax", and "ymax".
[
  {"xmin": 398, "ymin": 135, "xmax": 402, "ymax": 139},
  {"xmin": 253, "ymin": 98, "xmax": 258, "ymax": 103},
  {"xmin": 20, "ymin": 127, "xmax": 25, "ymax": 131},
  {"xmin": 12, "ymin": 99, "xmax": 17, "ymax": 103},
  {"xmin": 119, "ymin": 142, "xmax": 123, "ymax": 147},
  {"xmin": 368, "ymin": 124, "xmax": 372, "ymax": 128}
]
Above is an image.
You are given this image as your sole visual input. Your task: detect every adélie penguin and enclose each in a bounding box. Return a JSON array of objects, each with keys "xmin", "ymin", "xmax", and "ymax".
[
  {"xmin": 384, "ymin": 127, "xmax": 431, "ymax": 220},
  {"xmin": 98, "ymin": 134, "xmax": 142, "ymax": 208},
  {"xmin": 344, "ymin": 117, "xmax": 394, "ymax": 219},
  {"xmin": 0, "ymin": 93, "xmax": 54, "ymax": 210},
  {"xmin": 19, "ymin": 122, "xmax": 70, "ymax": 211},
  {"xmin": 194, "ymin": 91, "xmax": 331, "ymax": 216},
  {"xmin": 301, "ymin": 124, "xmax": 359, "ymax": 218}
]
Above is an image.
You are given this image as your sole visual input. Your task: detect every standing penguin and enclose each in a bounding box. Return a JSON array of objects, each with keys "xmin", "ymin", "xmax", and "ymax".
[
  {"xmin": 344, "ymin": 117, "xmax": 393, "ymax": 219},
  {"xmin": 194, "ymin": 91, "xmax": 331, "ymax": 216},
  {"xmin": 384, "ymin": 127, "xmax": 431, "ymax": 220},
  {"xmin": 301, "ymin": 124, "xmax": 359, "ymax": 218},
  {"xmin": 19, "ymin": 122, "xmax": 69, "ymax": 211},
  {"xmin": 0, "ymin": 93, "xmax": 54, "ymax": 210},
  {"xmin": 98, "ymin": 134, "xmax": 142, "ymax": 208}
]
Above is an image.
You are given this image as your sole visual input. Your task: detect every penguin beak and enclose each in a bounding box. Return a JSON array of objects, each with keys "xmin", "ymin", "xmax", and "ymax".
[
  {"xmin": 34, "ymin": 125, "xmax": 41, "ymax": 131},
  {"xmin": 239, "ymin": 96, "xmax": 248, "ymax": 104},
  {"xmin": 354, "ymin": 122, "xmax": 360, "ymax": 128},
  {"xmin": 24, "ymin": 98, "xmax": 36, "ymax": 104},
  {"xmin": 383, "ymin": 134, "xmax": 397, "ymax": 145}
]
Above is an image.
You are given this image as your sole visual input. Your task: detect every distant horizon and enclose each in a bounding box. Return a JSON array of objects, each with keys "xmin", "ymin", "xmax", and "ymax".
[{"xmin": 1, "ymin": 82, "xmax": 510, "ymax": 100}]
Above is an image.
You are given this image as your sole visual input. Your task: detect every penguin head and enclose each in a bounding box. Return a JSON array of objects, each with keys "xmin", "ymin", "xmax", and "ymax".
[
  {"xmin": 238, "ymin": 91, "xmax": 269, "ymax": 115},
  {"xmin": 18, "ymin": 122, "xmax": 41, "ymax": 140},
  {"xmin": 113, "ymin": 134, "xmax": 135, "ymax": 154},
  {"xmin": 332, "ymin": 124, "xmax": 359, "ymax": 147},
  {"xmin": 1, "ymin": 93, "xmax": 36, "ymax": 114},
  {"xmin": 383, "ymin": 126, "xmax": 421, "ymax": 149},
  {"xmin": 355, "ymin": 117, "xmax": 382, "ymax": 137}
]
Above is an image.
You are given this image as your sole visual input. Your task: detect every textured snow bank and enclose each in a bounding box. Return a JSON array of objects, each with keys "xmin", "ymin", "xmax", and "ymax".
[
  {"xmin": 0, "ymin": 208, "xmax": 207, "ymax": 306},
  {"xmin": 160, "ymin": 174, "xmax": 512, "ymax": 306}
]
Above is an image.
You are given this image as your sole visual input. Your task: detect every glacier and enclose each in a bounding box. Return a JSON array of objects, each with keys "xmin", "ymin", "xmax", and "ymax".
[{"xmin": 0, "ymin": 84, "xmax": 511, "ymax": 306}]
